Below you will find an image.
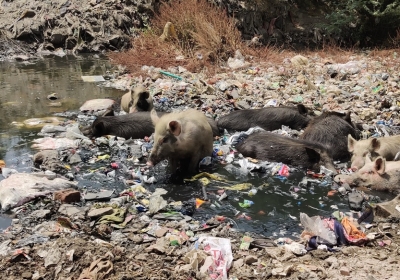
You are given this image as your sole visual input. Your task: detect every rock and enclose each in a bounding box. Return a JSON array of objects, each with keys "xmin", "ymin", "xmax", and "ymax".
[
  {"xmin": 0, "ymin": 173, "xmax": 77, "ymax": 211},
  {"xmin": 22, "ymin": 272, "xmax": 32, "ymax": 279},
  {"xmin": 69, "ymin": 153, "xmax": 82, "ymax": 164},
  {"xmin": 341, "ymin": 246, "xmax": 357, "ymax": 256},
  {"xmin": 340, "ymin": 266, "xmax": 350, "ymax": 276},
  {"xmin": 80, "ymin": 99, "xmax": 115, "ymax": 115},
  {"xmin": 53, "ymin": 189, "xmax": 81, "ymax": 203},
  {"xmin": 291, "ymin": 55, "xmax": 309, "ymax": 67},
  {"xmin": 87, "ymin": 207, "xmax": 114, "ymax": 218},
  {"xmin": 58, "ymin": 204, "xmax": 84, "ymax": 217},
  {"xmin": 244, "ymin": 255, "xmax": 257, "ymax": 265},
  {"xmin": 30, "ymin": 209, "xmax": 51, "ymax": 219},
  {"xmin": 373, "ymin": 194, "xmax": 400, "ymax": 218},
  {"xmin": 33, "ymin": 150, "xmax": 65, "ymax": 173}
]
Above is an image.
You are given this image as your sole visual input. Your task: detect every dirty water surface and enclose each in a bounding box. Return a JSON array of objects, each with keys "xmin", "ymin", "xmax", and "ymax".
[{"xmin": 0, "ymin": 55, "xmax": 394, "ymax": 237}]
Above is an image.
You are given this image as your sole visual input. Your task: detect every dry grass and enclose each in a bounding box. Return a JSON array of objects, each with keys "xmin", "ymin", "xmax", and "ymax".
[{"xmin": 109, "ymin": 0, "xmax": 282, "ymax": 75}]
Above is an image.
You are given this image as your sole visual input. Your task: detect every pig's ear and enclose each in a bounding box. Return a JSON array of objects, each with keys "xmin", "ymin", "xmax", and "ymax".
[
  {"xmin": 343, "ymin": 111, "xmax": 352, "ymax": 124},
  {"xmin": 305, "ymin": 147, "xmax": 320, "ymax": 162},
  {"xmin": 348, "ymin": 134, "xmax": 356, "ymax": 152},
  {"xmin": 297, "ymin": 104, "xmax": 308, "ymax": 115},
  {"xmin": 150, "ymin": 109, "xmax": 159, "ymax": 124},
  {"xmin": 371, "ymin": 138, "xmax": 381, "ymax": 151},
  {"xmin": 374, "ymin": 156, "xmax": 386, "ymax": 175},
  {"xmin": 168, "ymin": 120, "xmax": 182, "ymax": 136}
]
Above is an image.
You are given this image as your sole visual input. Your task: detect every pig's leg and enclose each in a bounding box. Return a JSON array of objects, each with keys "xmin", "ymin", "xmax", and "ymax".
[{"xmin": 168, "ymin": 158, "xmax": 179, "ymax": 173}]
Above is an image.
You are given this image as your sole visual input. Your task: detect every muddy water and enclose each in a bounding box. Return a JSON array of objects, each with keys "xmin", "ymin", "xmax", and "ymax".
[{"xmin": 0, "ymin": 55, "xmax": 393, "ymax": 235}]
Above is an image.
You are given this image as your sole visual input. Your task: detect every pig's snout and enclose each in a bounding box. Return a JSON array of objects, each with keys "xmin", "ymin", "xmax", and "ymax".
[
  {"xmin": 351, "ymin": 167, "xmax": 358, "ymax": 172},
  {"xmin": 146, "ymin": 161, "xmax": 154, "ymax": 167}
]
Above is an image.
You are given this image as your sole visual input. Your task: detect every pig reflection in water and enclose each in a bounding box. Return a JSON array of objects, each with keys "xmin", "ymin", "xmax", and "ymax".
[
  {"xmin": 235, "ymin": 132, "xmax": 337, "ymax": 174},
  {"xmin": 335, "ymin": 155, "xmax": 400, "ymax": 192},
  {"xmin": 147, "ymin": 109, "xmax": 214, "ymax": 175}
]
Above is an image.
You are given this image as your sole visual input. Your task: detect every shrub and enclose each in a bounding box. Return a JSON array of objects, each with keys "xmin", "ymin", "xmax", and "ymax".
[{"xmin": 324, "ymin": 0, "xmax": 400, "ymax": 47}]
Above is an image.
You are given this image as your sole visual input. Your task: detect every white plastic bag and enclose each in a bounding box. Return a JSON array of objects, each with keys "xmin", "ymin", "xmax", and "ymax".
[
  {"xmin": 197, "ymin": 236, "xmax": 233, "ymax": 280},
  {"xmin": 300, "ymin": 212, "xmax": 337, "ymax": 245}
]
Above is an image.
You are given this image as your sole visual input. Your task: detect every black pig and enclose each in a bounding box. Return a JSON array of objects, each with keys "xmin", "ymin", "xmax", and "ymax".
[
  {"xmin": 83, "ymin": 111, "xmax": 221, "ymax": 139},
  {"xmin": 217, "ymin": 104, "xmax": 311, "ymax": 132},
  {"xmin": 300, "ymin": 111, "xmax": 361, "ymax": 162},
  {"xmin": 235, "ymin": 131, "xmax": 337, "ymax": 173}
]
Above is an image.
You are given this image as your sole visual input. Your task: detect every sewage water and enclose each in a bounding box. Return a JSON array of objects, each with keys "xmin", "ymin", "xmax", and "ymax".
[{"xmin": 0, "ymin": 55, "xmax": 393, "ymax": 236}]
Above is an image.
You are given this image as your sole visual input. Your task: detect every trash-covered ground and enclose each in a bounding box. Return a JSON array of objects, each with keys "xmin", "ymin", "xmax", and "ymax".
[{"xmin": 1, "ymin": 51, "xmax": 400, "ymax": 279}]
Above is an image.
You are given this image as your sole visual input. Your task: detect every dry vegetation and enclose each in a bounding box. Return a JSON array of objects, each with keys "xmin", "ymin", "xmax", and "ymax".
[
  {"xmin": 108, "ymin": 0, "xmax": 277, "ymax": 75},
  {"xmin": 108, "ymin": 0, "xmax": 400, "ymax": 76}
]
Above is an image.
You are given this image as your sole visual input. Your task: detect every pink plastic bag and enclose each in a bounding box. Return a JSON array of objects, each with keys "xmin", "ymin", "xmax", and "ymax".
[{"xmin": 197, "ymin": 236, "xmax": 233, "ymax": 280}]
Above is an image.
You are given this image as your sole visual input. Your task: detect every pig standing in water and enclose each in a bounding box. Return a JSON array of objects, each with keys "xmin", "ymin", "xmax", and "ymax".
[
  {"xmin": 235, "ymin": 132, "xmax": 337, "ymax": 173},
  {"xmin": 348, "ymin": 134, "xmax": 400, "ymax": 170},
  {"xmin": 217, "ymin": 104, "xmax": 311, "ymax": 132},
  {"xmin": 121, "ymin": 85, "xmax": 153, "ymax": 113},
  {"xmin": 335, "ymin": 155, "xmax": 400, "ymax": 192},
  {"xmin": 300, "ymin": 111, "xmax": 361, "ymax": 162},
  {"xmin": 147, "ymin": 109, "xmax": 213, "ymax": 174}
]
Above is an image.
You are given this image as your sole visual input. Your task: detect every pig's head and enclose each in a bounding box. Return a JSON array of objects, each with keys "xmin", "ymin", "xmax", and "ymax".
[
  {"xmin": 305, "ymin": 146, "xmax": 337, "ymax": 175},
  {"xmin": 129, "ymin": 85, "xmax": 153, "ymax": 113},
  {"xmin": 335, "ymin": 155, "xmax": 385, "ymax": 187},
  {"xmin": 348, "ymin": 135, "xmax": 380, "ymax": 170},
  {"xmin": 90, "ymin": 117, "xmax": 107, "ymax": 138},
  {"xmin": 147, "ymin": 109, "xmax": 180, "ymax": 167}
]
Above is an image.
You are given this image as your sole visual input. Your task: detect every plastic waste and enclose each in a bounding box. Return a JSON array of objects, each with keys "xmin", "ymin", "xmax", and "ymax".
[
  {"xmin": 300, "ymin": 212, "xmax": 337, "ymax": 245},
  {"xmin": 284, "ymin": 242, "xmax": 307, "ymax": 255},
  {"xmin": 197, "ymin": 236, "xmax": 233, "ymax": 280}
]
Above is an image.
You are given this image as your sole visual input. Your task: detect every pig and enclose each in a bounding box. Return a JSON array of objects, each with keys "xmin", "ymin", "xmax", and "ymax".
[
  {"xmin": 88, "ymin": 112, "xmax": 161, "ymax": 139},
  {"xmin": 300, "ymin": 111, "xmax": 361, "ymax": 162},
  {"xmin": 334, "ymin": 155, "xmax": 400, "ymax": 192},
  {"xmin": 217, "ymin": 104, "xmax": 311, "ymax": 132},
  {"xmin": 147, "ymin": 109, "xmax": 214, "ymax": 174},
  {"xmin": 82, "ymin": 111, "xmax": 221, "ymax": 139},
  {"xmin": 235, "ymin": 131, "xmax": 337, "ymax": 174},
  {"xmin": 121, "ymin": 85, "xmax": 153, "ymax": 113},
  {"xmin": 348, "ymin": 134, "xmax": 400, "ymax": 170}
]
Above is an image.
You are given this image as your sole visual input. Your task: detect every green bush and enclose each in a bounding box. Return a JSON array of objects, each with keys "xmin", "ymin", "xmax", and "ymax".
[{"xmin": 324, "ymin": 0, "xmax": 400, "ymax": 46}]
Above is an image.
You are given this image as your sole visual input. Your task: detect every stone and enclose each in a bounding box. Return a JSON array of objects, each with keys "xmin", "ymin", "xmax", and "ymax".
[
  {"xmin": 291, "ymin": 55, "xmax": 309, "ymax": 67},
  {"xmin": 58, "ymin": 204, "xmax": 83, "ymax": 217},
  {"xmin": 69, "ymin": 153, "xmax": 82, "ymax": 164},
  {"xmin": 22, "ymin": 272, "xmax": 32, "ymax": 279},
  {"xmin": 30, "ymin": 209, "xmax": 51, "ymax": 219},
  {"xmin": 340, "ymin": 266, "xmax": 350, "ymax": 276},
  {"xmin": 53, "ymin": 189, "xmax": 81, "ymax": 203},
  {"xmin": 79, "ymin": 99, "xmax": 115, "ymax": 115},
  {"xmin": 87, "ymin": 207, "xmax": 114, "ymax": 218},
  {"xmin": 374, "ymin": 194, "xmax": 400, "ymax": 218},
  {"xmin": 244, "ymin": 255, "xmax": 257, "ymax": 265}
]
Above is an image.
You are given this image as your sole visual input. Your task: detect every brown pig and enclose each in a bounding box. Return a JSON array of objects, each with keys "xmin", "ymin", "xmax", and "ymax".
[
  {"xmin": 348, "ymin": 134, "xmax": 400, "ymax": 170},
  {"xmin": 121, "ymin": 85, "xmax": 153, "ymax": 113},
  {"xmin": 235, "ymin": 131, "xmax": 337, "ymax": 174},
  {"xmin": 147, "ymin": 109, "xmax": 214, "ymax": 174},
  {"xmin": 334, "ymin": 155, "xmax": 400, "ymax": 192}
]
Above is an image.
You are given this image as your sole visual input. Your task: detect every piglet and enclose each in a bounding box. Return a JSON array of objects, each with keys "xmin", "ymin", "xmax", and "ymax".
[
  {"xmin": 348, "ymin": 134, "xmax": 400, "ymax": 170},
  {"xmin": 121, "ymin": 85, "xmax": 153, "ymax": 113},
  {"xmin": 147, "ymin": 109, "xmax": 214, "ymax": 174},
  {"xmin": 335, "ymin": 155, "xmax": 400, "ymax": 192}
]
